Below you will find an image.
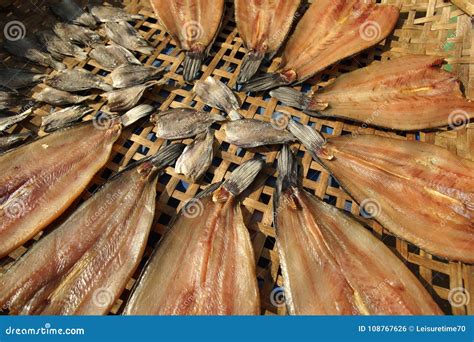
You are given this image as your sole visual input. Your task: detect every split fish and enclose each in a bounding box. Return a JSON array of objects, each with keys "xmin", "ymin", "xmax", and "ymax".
[
  {"xmin": 89, "ymin": 5, "xmax": 145, "ymax": 23},
  {"xmin": 109, "ymin": 64, "xmax": 165, "ymax": 88},
  {"xmin": 53, "ymin": 23, "xmax": 102, "ymax": 47},
  {"xmin": 45, "ymin": 69, "xmax": 113, "ymax": 92},
  {"xmin": 101, "ymin": 80, "xmax": 159, "ymax": 112},
  {"xmin": 41, "ymin": 105, "xmax": 94, "ymax": 133},
  {"xmin": 0, "ymin": 69, "xmax": 46, "ymax": 90},
  {"xmin": 274, "ymin": 145, "xmax": 442, "ymax": 315},
  {"xmin": 124, "ymin": 158, "xmax": 263, "ymax": 315},
  {"xmin": 33, "ymin": 87, "xmax": 95, "ymax": 106},
  {"xmin": 243, "ymin": 0, "xmax": 400, "ymax": 91},
  {"xmin": 4, "ymin": 38, "xmax": 66, "ymax": 71},
  {"xmin": 89, "ymin": 44, "xmax": 141, "ymax": 71},
  {"xmin": 36, "ymin": 30, "xmax": 88, "ymax": 61},
  {"xmin": 288, "ymin": 121, "xmax": 474, "ymax": 263},
  {"xmin": 104, "ymin": 21, "xmax": 154, "ymax": 55}
]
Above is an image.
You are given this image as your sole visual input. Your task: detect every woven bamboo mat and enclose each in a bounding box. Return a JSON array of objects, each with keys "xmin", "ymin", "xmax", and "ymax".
[{"xmin": 0, "ymin": 0, "xmax": 473, "ymax": 315}]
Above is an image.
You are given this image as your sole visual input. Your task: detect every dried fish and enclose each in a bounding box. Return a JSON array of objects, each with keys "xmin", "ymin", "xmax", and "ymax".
[
  {"xmin": 288, "ymin": 121, "xmax": 474, "ymax": 263},
  {"xmin": 124, "ymin": 158, "xmax": 263, "ymax": 315},
  {"xmin": 50, "ymin": 0, "xmax": 97, "ymax": 27},
  {"xmin": 45, "ymin": 69, "xmax": 113, "ymax": 92},
  {"xmin": 89, "ymin": 44, "xmax": 141, "ymax": 71},
  {"xmin": 53, "ymin": 22, "xmax": 102, "ymax": 47},
  {"xmin": 4, "ymin": 38, "xmax": 66, "ymax": 71},
  {"xmin": 0, "ymin": 108, "xmax": 32, "ymax": 132},
  {"xmin": 274, "ymin": 145, "xmax": 442, "ymax": 315},
  {"xmin": 41, "ymin": 105, "xmax": 94, "ymax": 133},
  {"xmin": 271, "ymin": 56, "xmax": 474, "ymax": 130},
  {"xmin": 101, "ymin": 81, "xmax": 159, "ymax": 112},
  {"xmin": 89, "ymin": 4, "xmax": 145, "ymax": 23},
  {"xmin": 0, "ymin": 90, "xmax": 22, "ymax": 111},
  {"xmin": 110, "ymin": 64, "xmax": 165, "ymax": 88},
  {"xmin": 104, "ymin": 21, "xmax": 153, "ymax": 55},
  {"xmin": 151, "ymin": 108, "xmax": 225, "ymax": 140},
  {"xmin": 243, "ymin": 1, "xmax": 400, "ymax": 91},
  {"xmin": 0, "ymin": 132, "xmax": 32, "ymax": 152},
  {"xmin": 0, "ymin": 69, "xmax": 46, "ymax": 90},
  {"xmin": 36, "ymin": 30, "xmax": 87, "ymax": 61},
  {"xmin": 0, "ymin": 144, "xmax": 184, "ymax": 315},
  {"xmin": 235, "ymin": 0, "xmax": 301, "ymax": 83},
  {"xmin": 0, "ymin": 105, "xmax": 154, "ymax": 258},
  {"xmin": 176, "ymin": 129, "xmax": 214, "ymax": 182},
  {"xmin": 150, "ymin": 0, "xmax": 224, "ymax": 81},
  {"xmin": 33, "ymin": 87, "xmax": 95, "ymax": 106}
]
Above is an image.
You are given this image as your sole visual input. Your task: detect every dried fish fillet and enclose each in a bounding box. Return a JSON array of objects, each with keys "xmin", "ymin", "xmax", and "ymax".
[
  {"xmin": 0, "ymin": 69, "xmax": 46, "ymax": 90},
  {"xmin": 0, "ymin": 108, "xmax": 33, "ymax": 132},
  {"xmin": 101, "ymin": 81, "xmax": 158, "ymax": 112},
  {"xmin": 124, "ymin": 158, "xmax": 263, "ymax": 315},
  {"xmin": 89, "ymin": 44, "xmax": 141, "ymax": 71},
  {"xmin": 53, "ymin": 23, "xmax": 102, "ymax": 47},
  {"xmin": 150, "ymin": 0, "xmax": 224, "ymax": 81},
  {"xmin": 175, "ymin": 129, "xmax": 214, "ymax": 182},
  {"xmin": 41, "ymin": 105, "xmax": 94, "ymax": 133},
  {"xmin": 4, "ymin": 38, "xmax": 66, "ymax": 71},
  {"xmin": 89, "ymin": 5, "xmax": 145, "ymax": 22},
  {"xmin": 104, "ymin": 21, "xmax": 153, "ymax": 55},
  {"xmin": 288, "ymin": 121, "xmax": 474, "ymax": 263},
  {"xmin": 110, "ymin": 64, "xmax": 165, "ymax": 88},
  {"xmin": 36, "ymin": 30, "xmax": 87, "ymax": 61},
  {"xmin": 274, "ymin": 145, "xmax": 442, "ymax": 315},
  {"xmin": 33, "ymin": 87, "xmax": 95, "ymax": 106},
  {"xmin": 235, "ymin": 0, "xmax": 301, "ymax": 83},
  {"xmin": 50, "ymin": 0, "xmax": 97, "ymax": 27},
  {"xmin": 0, "ymin": 105, "xmax": 154, "ymax": 258},
  {"xmin": 151, "ymin": 108, "xmax": 226, "ymax": 140},
  {"xmin": 193, "ymin": 76, "xmax": 241, "ymax": 119},
  {"xmin": 0, "ymin": 144, "xmax": 184, "ymax": 315},
  {"xmin": 45, "ymin": 69, "xmax": 113, "ymax": 92},
  {"xmin": 243, "ymin": 1, "xmax": 400, "ymax": 91},
  {"xmin": 271, "ymin": 56, "xmax": 474, "ymax": 130},
  {"xmin": 0, "ymin": 132, "xmax": 32, "ymax": 152}
]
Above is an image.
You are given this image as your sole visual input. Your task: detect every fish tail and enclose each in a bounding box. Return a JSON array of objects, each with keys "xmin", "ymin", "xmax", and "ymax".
[
  {"xmin": 150, "ymin": 143, "xmax": 186, "ymax": 169},
  {"xmin": 223, "ymin": 158, "xmax": 265, "ymax": 196},
  {"xmin": 277, "ymin": 145, "xmax": 298, "ymax": 192},
  {"xmin": 183, "ymin": 51, "xmax": 205, "ymax": 82},
  {"xmin": 237, "ymin": 51, "xmax": 264, "ymax": 84},
  {"xmin": 121, "ymin": 104, "xmax": 155, "ymax": 127},
  {"xmin": 270, "ymin": 87, "xmax": 311, "ymax": 111},
  {"xmin": 241, "ymin": 73, "xmax": 290, "ymax": 92},
  {"xmin": 287, "ymin": 120, "xmax": 326, "ymax": 156}
]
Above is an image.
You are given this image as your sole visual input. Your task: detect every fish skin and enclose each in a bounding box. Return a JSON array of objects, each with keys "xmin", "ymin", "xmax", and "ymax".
[
  {"xmin": 89, "ymin": 5, "xmax": 145, "ymax": 22},
  {"xmin": 41, "ymin": 105, "xmax": 94, "ymax": 133},
  {"xmin": 0, "ymin": 69, "xmax": 46, "ymax": 90},
  {"xmin": 36, "ymin": 30, "xmax": 88, "ymax": 61},
  {"xmin": 175, "ymin": 129, "xmax": 214, "ymax": 182},
  {"xmin": 151, "ymin": 108, "xmax": 226, "ymax": 140},
  {"xmin": 53, "ymin": 23, "xmax": 102, "ymax": 47},
  {"xmin": 89, "ymin": 44, "xmax": 141, "ymax": 71},
  {"xmin": 4, "ymin": 38, "xmax": 66, "ymax": 71},
  {"xmin": 288, "ymin": 121, "xmax": 474, "ymax": 263},
  {"xmin": 50, "ymin": 0, "xmax": 97, "ymax": 27},
  {"xmin": 234, "ymin": 0, "xmax": 301, "ymax": 83},
  {"xmin": 124, "ymin": 159, "xmax": 263, "ymax": 315},
  {"xmin": 101, "ymin": 81, "xmax": 158, "ymax": 112},
  {"xmin": 104, "ymin": 21, "xmax": 153, "ymax": 55},
  {"xmin": 33, "ymin": 87, "xmax": 95, "ymax": 106},
  {"xmin": 0, "ymin": 144, "xmax": 185, "ymax": 315},
  {"xmin": 242, "ymin": 1, "xmax": 400, "ymax": 91},
  {"xmin": 45, "ymin": 69, "xmax": 113, "ymax": 92},
  {"xmin": 110, "ymin": 64, "xmax": 165, "ymax": 88},
  {"xmin": 0, "ymin": 132, "xmax": 32, "ymax": 152},
  {"xmin": 222, "ymin": 119, "xmax": 295, "ymax": 148},
  {"xmin": 274, "ymin": 145, "xmax": 443, "ymax": 315},
  {"xmin": 149, "ymin": 0, "xmax": 224, "ymax": 81},
  {"xmin": 272, "ymin": 55, "xmax": 474, "ymax": 131},
  {"xmin": 0, "ymin": 121, "xmax": 122, "ymax": 259}
]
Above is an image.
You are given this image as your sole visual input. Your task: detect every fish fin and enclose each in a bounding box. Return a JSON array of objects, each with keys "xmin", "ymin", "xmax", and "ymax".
[
  {"xmin": 274, "ymin": 144, "xmax": 299, "ymax": 218},
  {"xmin": 270, "ymin": 87, "xmax": 313, "ymax": 111},
  {"xmin": 183, "ymin": 50, "xmax": 205, "ymax": 82},
  {"xmin": 132, "ymin": 14, "xmax": 145, "ymax": 20},
  {"xmin": 196, "ymin": 182, "xmax": 224, "ymax": 200},
  {"xmin": 241, "ymin": 72, "xmax": 290, "ymax": 92},
  {"xmin": 287, "ymin": 120, "xmax": 326, "ymax": 158},
  {"xmin": 237, "ymin": 51, "xmax": 264, "ymax": 84},
  {"xmin": 120, "ymin": 104, "xmax": 154, "ymax": 127},
  {"xmin": 149, "ymin": 143, "xmax": 186, "ymax": 169},
  {"xmin": 223, "ymin": 158, "xmax": 265, "ymax": 196}
]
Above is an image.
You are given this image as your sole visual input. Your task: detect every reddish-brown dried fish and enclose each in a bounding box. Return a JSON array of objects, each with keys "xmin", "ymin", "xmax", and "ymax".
[
  {"xmin": 124, "ymin": 159, "xmax": 263, "ymax": 315},
  {"xmin": 235, "ymin": 0, "xmax": 301, "ymax": 83},
  {"xmin": 0, "ymin": 105, "xmax": 154, "ymax": 258},
  {"xmin": 243, "ymin": 0, "xmax": 399, "ymax": 91},
  {"xmin": 271, "ymin": 55, "xmax": 474, "ymax": 130},
  {"xmin": 149, "ymin": 0, "xmax": 224, "ymax": 81},
  {"xmin": 0, "ymin": 144, "xmax": 184, "ymax": 315},
  {"xmin": 288, "ymin": 121, "xmax": 474, "ymax": 263},
  {"xmin": 274, "ymin": 145, "xmax": 442, "ymax": 315}
]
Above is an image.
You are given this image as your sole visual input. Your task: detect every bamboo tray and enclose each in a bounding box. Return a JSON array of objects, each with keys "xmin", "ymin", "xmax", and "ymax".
[{"xmin": 0, "ymin": 0, "xmax": 472, "ymax": 315}]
